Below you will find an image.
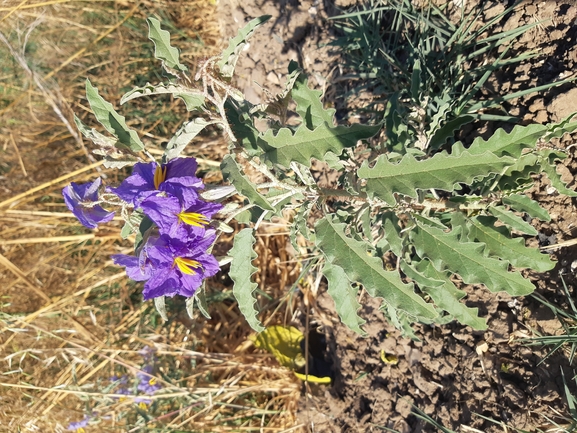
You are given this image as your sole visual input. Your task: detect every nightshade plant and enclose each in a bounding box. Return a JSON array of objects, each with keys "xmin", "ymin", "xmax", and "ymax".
[{"xmin": 66, "ymin": 14, "xmax": 577, "ymax": 336}]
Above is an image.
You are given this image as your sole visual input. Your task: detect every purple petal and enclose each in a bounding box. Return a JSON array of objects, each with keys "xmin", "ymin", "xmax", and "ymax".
[
  {"xmin": 63, "ymin": 179, "xmax": 114, "ymax": 229},
  {"xmin": 165, "ymin": 157, "xmax": 199, "ymax": 183},
  {"xmin": 140, "ymin": 195, "xmax": 181, "ymax": 235},
  {"xmin": 179, "ymin": 272, "xmax": 204, "ymax": 297},
  {"xmin": 112, "ymin": 254, "xmax": 150, "ymax": 281},
  {"xmin": 107, "ymin": 162, "xmax": 156, "ymax": 205},
  {"xmin": 142, "ymin": 269, "xmax": 181, "ymax": 299}
]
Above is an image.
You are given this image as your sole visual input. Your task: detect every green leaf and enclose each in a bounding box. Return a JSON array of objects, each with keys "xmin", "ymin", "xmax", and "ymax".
[
  {"xmin": 410, "ymin": 221, "xmax": 535, "ymax": 296},
  {"xmin": 428, "ymin": 114, "xmax": 475, "ymax": 151},
  {"xmin": 463, "ymin": 123, "xmax": 548, "ymax": 158},
  {"xmin": 502, "ymin": 194, "xmax": 551, "ymax": 222},
  {"xmin": 154, "ymin": 296, "xmax": 168, "ymax": 321},
  {"xmin": 359, "ymin": 150, "xmax": 513, "ymax": 205},
  {"xmin": 539, "ymin": 153, "xmax": 577, "ymax": 197},
  {"xmin": 315, "ymin": 215, "xmax": 437, "ymax": 321},
  {"xmin": 217, "ymin": 15, "xmax": 271, "ymax": 78},
  {"xmin": 120, "ymin": 82, "xmax": 204, "ymax": 111},
  {"xmin": 488, "ymin": 205, "xmax": 538, "ymax": 235},
  {"xmin": 467, "ymin": 216, "xmax": 555, "ymax": 273},
  {"xmin": 413, "ymin": 260, "xmax": 487, "ymax": 330},
  {"xmin": 220, "ymin": 154, "xmax": 275, "ymax": 211},
  {"xmin": 261, "ymin": 122, "xmax": 380, "ymax": 167},
  {"xmin": 322, "ymin": 263, "xmax": 366, "ymax": 335},
  {"xmin": 164, "ymin": 118, "xmax": 211, "ymax": 161},
  {"xmin": 382, "ymin": 211, "xmax": 403, "ymax": 257},
  {"xmin": 85, "ymin": 80, "xmax": 145, "ymax": 152},
  {"xmin": 290, "ymin": 61, "xmax": 335, "ymax": 130},
  {"xmin": 146, "ymin": 17, "xmax": 188, "ymax": 74},
  {"xmin": 74, "ymin": 114, "xmax": 116, "ymax": 148},
  {"xmin": 194, "ymin": 285, "xmax": 211, "ymax": 319},
  {"xmin": 229, "ymin": 228, "xmax": 265, "ymax": 332}
]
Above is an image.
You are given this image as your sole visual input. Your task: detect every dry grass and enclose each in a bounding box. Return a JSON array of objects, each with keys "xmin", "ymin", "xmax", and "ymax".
[{"xmin": 0, "ymin": 1, "xmax": 303, "ymax": 431}]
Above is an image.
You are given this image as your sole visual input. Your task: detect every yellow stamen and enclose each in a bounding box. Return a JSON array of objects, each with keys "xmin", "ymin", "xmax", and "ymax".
[
  {"xmin": 177, "ymin": 211, "xmax": 210, "ymax": 227},
  {"xmin": 138, "ymin": 402, "xmax": 148, "ymax": 411},
  {"xmin": 77, "ymin": 429, "xmax": 86, "ymax": 433},
  {"xmin": 148, "ymin": 378, "xmax": 157, "ymax": 385},
  {"xmin": 174, "ymin": 257, "xmax": 202, "ymax": 275},
  {"xmin": 153, "ymin": 164, "xmax": 167, "ymax": 190}
]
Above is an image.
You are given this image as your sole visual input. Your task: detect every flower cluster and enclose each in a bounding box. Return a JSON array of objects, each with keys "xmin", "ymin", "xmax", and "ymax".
[{"xmin": 62, "ymin": 157, "xmax": 222, "ymax": 300}]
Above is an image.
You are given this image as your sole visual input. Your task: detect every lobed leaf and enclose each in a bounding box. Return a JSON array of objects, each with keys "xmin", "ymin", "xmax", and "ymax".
[
  {"xmin": 220, "ymin": 154, "xmax": 275, "ymax": 211},
  {"xmin": 217, "ymin": 15, "xmax": 271, "ymax": 78},
  {"xmin": 488, "ymin": 205, "xmax": 538, "ymax": 235},
  {"xmin": 539, "ymin": 152, "xmax": 577, "ymax": 197},
  {"xmin": 289, "ymin": 61, "xmax": 336, "ymax": 130},
  {"xmin": 229, "ymin": 228, "xmax": 265, "ymax": 332},
  {"xmin": 359, "ymin": 150, "xmax": 512, "ymax": 205},
  {"xmin": 502, "ymin": 194, "xmax": 550, "ymax": 222},
  {"xmin": 315, "ymin": 215, "xmax": 437, "ymax": 321},
  {"xmin": 121, "ymin": 82, "xmax": 205, "ymax": 111},
  {"xmin": 413, "ymin": 260, "xmax": 487, "ymax": 330},
  {"xmin": 410, "ymin": 221, "xmax": 535, "ymax": 296},
  {"xmin": 85, "ymin": 80, "xmax": 145, "ymax": 152},
  {"xmin": 146, "ymin": 17, "xmax": 188, "ymax": 74},
  {"xmin": 164, "ymin": 118, "xmax": 212, "ymax": 161},
  {"xmin": 261, "ymin": 122, "xmax": 380, "ymax": 167},
  {"xmin": 463, "ymin": 123, "xmax": 548, "ymax": 158},
  {"xmin": 322, "ymin": 263, "xmax": 366, "ymax": 335},
  {"xmin": 467, "ymin": 215, "xmax": 555, "ymax": 273}
]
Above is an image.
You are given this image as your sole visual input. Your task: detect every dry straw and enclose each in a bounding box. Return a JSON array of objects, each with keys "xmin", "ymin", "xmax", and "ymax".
[{"xmin": 0, "ymin": 0, "xmax": 303, "ymax": 431}]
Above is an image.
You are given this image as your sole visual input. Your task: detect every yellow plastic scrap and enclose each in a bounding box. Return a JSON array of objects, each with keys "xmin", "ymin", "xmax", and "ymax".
[
  {"xmin": 252, "ymin": 325, "xmax": 331, "ymax": 383},
  {"xmin": 380, "ymin": 349, "xmax": 399, "ymax": 365},
  {"xmin": 252, "ymin": 325, "xmax": 305, "ymax": 370}
]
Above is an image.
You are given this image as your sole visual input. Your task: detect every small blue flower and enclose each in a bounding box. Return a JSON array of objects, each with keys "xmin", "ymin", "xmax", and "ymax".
[{"xmin": 62, "ymin": 178, "xmax": 114, "ymax": 229}]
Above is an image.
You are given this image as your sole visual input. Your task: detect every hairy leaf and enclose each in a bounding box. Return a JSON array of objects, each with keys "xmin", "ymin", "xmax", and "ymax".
[
  {"xmin": 322, "ymin": 262, "xmax": 366, "ymax": 335},
  {"xmin": 217, "ymin": 15, "xmax": 271, "ymax": 78},
  {"xmin": 85, "ymin": 80, "xmax": 145, "ymax": 152},
  {"xmin": 413, "ymin": 260, "xmax": 487, "ymax": 330},
  {"xmin": 467, "ymin": 216, "xmax": 555, "ymax": 273},
  {"xmin": 229, "ymin": 228, "xmax": 265, "ymax": 332},
  {"xmin": 382, "ymin": 211, "xmax": 403, "ymax": 257},
  {"xmin": 464, "ymin": 121, "xmax": 548, "ymax": 158},
  {"xmin": 316, "ymin": 215, "xmax": 437, "ymax": 320},
  {"xmin": 154, "ymin": 296, "xmax": 168, "ymax": 321},
  {"xmin": 194, "ymin": 285, "xmax": 211, "ymax": 319},
  {"xmin": 502, "ymin": 194, "xmax": 550, "ymax": 222},
  {"xmin": 261, "ymin": 122, "xmax": 380, "ymax": 167},
  {"xmin": 539, "ymin": 152, "xmax": 577, "ymax": 197},
  {"xmin": 74, "ymin": 115, "xmax": 116, "ymax": 148},
  {"xmin": 164, "ymin": 118, "xmax": 211, "ymax": 160},
  {"xmin": 121, "ymin": 82, "xmax": 204, "ymax": 111},
  {"xmin": 146, "ymin": 17, "xmax": 188, "ymax": 74},
  {"xmin": 289, "ymin": 61, "xmax": 335, "ymax": 130},
  {"xmin": 221, "ymin": 154, "xmax": 275, "ymax": 211},
  {"xmin": 488, "ymin": 205, "xmax": 538, "ymax": 235},
  {"xmin": 410, "ymin": 221, "xmax": 535, "ymax": 296},
  {"xmin": 359, "ymin": 150, "xmax": 512, "ymax": 204}
]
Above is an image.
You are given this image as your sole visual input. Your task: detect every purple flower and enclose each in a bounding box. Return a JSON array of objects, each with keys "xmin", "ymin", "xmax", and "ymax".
[
  {"xmin": 136, "ymin": 366, "xmax": 162, "ymax": 395},
  {"xmin": 112, "ymin": 230, "xmax": 220, "ymax": 299},
  {"xmin": 140, "ymin": 194, "xmax": 223, "ymax": 237},
  {"xmin": 62, "ymin": 178, "xmax": 114, "ymax": 229},
  {"xmin": 108, "ymin": 158, "xmax": 203, "ymax": 206},
  {"xmin": 67, "ymin": 415, "xmax": 90, "ymax": 431}
]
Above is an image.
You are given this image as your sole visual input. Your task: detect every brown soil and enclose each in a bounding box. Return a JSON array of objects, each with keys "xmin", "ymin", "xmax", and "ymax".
[{"xmin": 218, "ymin": 0, "xmax": 577, "ymax": 431}]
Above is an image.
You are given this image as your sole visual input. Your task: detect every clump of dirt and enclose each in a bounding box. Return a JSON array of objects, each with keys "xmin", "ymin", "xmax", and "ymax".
[{"xmin": 217, "ymin": 0, "xmax": 577, "ymax": 431}]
